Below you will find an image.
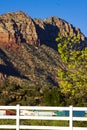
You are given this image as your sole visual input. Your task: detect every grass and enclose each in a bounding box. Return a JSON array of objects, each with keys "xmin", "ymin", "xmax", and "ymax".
[
  {"xmin": 0, "ymin": 119, "xmax": 87, "ymax": 130},
  {"xmin": 0, "ymin": 119, "xmax": 68, "ymax": 130}
]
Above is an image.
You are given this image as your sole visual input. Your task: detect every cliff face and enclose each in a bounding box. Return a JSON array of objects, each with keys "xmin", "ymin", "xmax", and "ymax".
[
  {"xmin": 0, "ymin": 11, "xmax": 38, "ymax": 48},
  {"xmin": 0, "ymin": 11, "xmax": 86, "ymax": 50}
]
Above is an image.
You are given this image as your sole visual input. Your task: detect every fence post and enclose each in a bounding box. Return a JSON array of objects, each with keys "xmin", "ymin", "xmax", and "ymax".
[
  {"xmin": 16, "ymin": 104, "xmax": 20, "ymax": 130},
  {"xmin": 69, "ymin": 105, "xmax": 73, "ymax": 130}
]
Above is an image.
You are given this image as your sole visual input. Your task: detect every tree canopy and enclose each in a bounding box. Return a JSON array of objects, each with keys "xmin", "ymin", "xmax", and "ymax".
[{"xmin": 56, "ymin": 32, "xmax": 87, "ymax": 106}]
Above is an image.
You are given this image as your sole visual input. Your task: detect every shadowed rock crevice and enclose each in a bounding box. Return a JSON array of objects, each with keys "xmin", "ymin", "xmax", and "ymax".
[
  {"xmin": 33, "ymin": 20, "xmax": 59, "ymax": 50},
  {"xmin": 46, "ymin": 75, "xmax": 59, "ymax": 87},
  {"xmin": 12, "ymin": 19, "xmax": 26, "ymax": 44}
]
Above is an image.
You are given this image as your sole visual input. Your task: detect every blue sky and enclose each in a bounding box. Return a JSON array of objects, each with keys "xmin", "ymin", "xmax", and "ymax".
[{"xmin": 0, "ymin": 0, "xmax": 87, "ymax": 36}]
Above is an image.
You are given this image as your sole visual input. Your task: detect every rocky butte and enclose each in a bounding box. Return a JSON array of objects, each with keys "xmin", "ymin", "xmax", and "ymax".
[
  {"xmin": 0, "ymin": 11, "xmax": 86, "ymax": 49},
  {"xmin": 0, "ymin": 11, "xmax": 87, "ymax": 105}
]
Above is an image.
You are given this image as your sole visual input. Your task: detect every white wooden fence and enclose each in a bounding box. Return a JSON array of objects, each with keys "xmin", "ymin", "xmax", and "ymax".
[{"xmin": 0, "ymin": 105, "xmax": 87, "ymax": 130}]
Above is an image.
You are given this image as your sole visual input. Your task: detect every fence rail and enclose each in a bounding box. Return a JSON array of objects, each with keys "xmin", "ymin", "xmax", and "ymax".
[{"xmin": 0, "ymin": 105, "xmax": 87, "ymax": 130}]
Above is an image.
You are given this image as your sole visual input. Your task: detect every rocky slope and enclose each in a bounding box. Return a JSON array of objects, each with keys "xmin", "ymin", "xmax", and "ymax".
[{"xmin": 0, "ymin": 11, "xmax": 87, "ymax": 105}]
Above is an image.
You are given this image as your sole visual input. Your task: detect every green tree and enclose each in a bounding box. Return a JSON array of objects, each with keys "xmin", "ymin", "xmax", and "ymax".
[{"xmin": 56, "ymin": 32, "xmax": 87, "ymax": 106}]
